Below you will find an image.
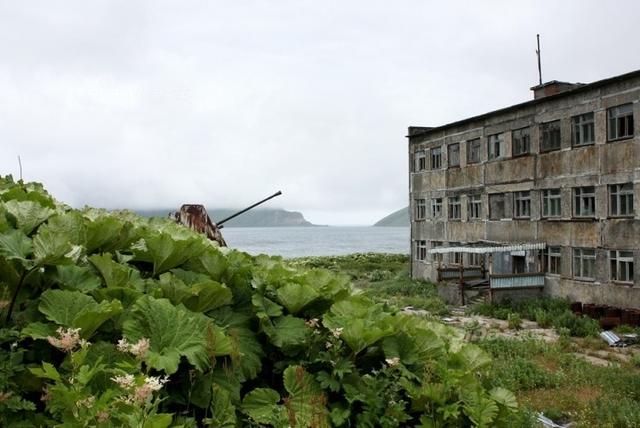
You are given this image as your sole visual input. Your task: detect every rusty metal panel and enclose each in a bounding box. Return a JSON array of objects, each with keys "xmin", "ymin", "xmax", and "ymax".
[{"xmin": 174, "ymin": 204, "xmax": 227, "ymax": 247}]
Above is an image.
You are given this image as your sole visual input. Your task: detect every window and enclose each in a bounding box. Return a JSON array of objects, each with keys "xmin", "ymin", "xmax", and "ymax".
[
  {"xmin": 609, "ymin": 183, "xmax": 634, "ymax": 217},
  {"xmin": 415, "ymin": 199, "xmax": 426, "ymax": 220},
  {"xmin": 542, "ymin": 189, "xmax": 562, "ymax": 217},
  {"xmin": 514, "ymin": 191, "xmax": 531, "ymax": 218},
  {"xmin": 448, "ymin": 143, "xmax": 460, "ymax": 167},
  {"xmin": 542, "ymin": 246, "xmax": 562, "ymax": 274},
  {"xmin": 431, "ymin": 198, "xmax": 443, "ymax": 218},
  {"xmin": 449, "ymin": 243, "xmax": 463, "ymax": 265},
  {"xmin": 467, "ymin": 138, "xmax": 481, "ymax": 164},
  {"xmin": 487, "ymin": 134, "xmax": 503, "ymax": 160},
  {"xmin": 448, "ymin": 196, "xmax": 461, "ymax": 220},
  {"xmin": 469, "ymin": 253, "xmax": 485, "ymax": 267},
  {"xmin": 574, "ymin": 186, "xmax": 596, "ymax": 217},
  {"xmin": 611, "ymin": 250, "xmax": 634, "ymax": 283},
  {"xmin": 430, "ymin": 147, "xmax": 442, "ymax": 169},
  {"xmin": 468, "ymin": 194, "xmax": 482, "ymax": 220},
  {"xmin": 608, "ymin": 104, "xmax": 634, "ymax": 141},
  {"xmin": 571, "ymin": 113, "xmax": 595, "ymax": 146},
  {"xmin": 414, "ymin": 150, "xmax": 426, "ymax": 172},
  {"xmin": 489, "ymin": 193, "xmax": 506, "ymax": 220},
  {"xmin": 415, "ymin": 240, "xmax": 427, "ymax": 261},
  {"xmin": 540, "ymin": 120, "xmax": 561, "ymax": 152},
  {"xmin": 512, "ymin": 127, "xmax": 531, "ymax": 156},
  {"xmin": 431, "ymin": 241, "xmax": 443, "ymax": 263},
  {"xmin": 573, "ymin": 248, "xmax": 596, "ymax": 280}
]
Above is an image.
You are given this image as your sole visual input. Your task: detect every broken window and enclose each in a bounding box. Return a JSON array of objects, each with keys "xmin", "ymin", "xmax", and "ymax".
[
  {"xmin": 414, "ymin": 150, "xmax": 427, "ymax": 172},
  {"xmin": 449, "ymin": 242, "xmax": 463, "ymax": 265},
  {"xmin": 609, "ymin": 183, "xmax": 634, "ymax": 217},
  {"xmin": 574, "ymin": 186, "xmax": 596, "ymax": 217},
  {"xmin": 540, "ymin": 120, "xmax": 561, "ymax": 152},
  {"xmin": 489, "ymin": 193, "xmax": 506, "ymax": 220},
  {"xmin": 467, "ymin": 138, "xmax": 481, "ymax": 164},
  {"xmin": 571, "ymin": 112, "xmax": 595, "ymax": 146},
  {"xmin": 608, "ymin": 104, "xmax": 634, "ymax": 141},
  {"xmin": 431, "ymin": 198, "xmax": 442, "ymax": 218},
  {"xmin": 448, "ymin": 196, "xmax": 461, "ymax": 220},
  {"xmin": 415, "ymin": 240, "xmax": 427, "ymax": 261},
  {"xmin": 415, "ymin": 199, "xmax": 426, "ymax": 220},
  {"xmin": 514, "ymin": 191, "xmax": 531, "ymax": 218},
  {"xmin": 468, "ymin": 194, "xmax": 482, "ymax": 220},
  {"xmin": 468, "ymin": 253, "xmax": 484, "ymax": 267},
  {"xmin": 448, "ymin": 143, "xmax": 460, "ymax": 167},
  {"xmin": 430, "ymin": 146, "xmax": 442, "ymax": 169},
  {"xmin": 487, "ymin": 133, "xmax": 503, "ymax": 160},
  {"xmin": 610, "ymin": 250, "xmax": 634, "ymax": 283},
  {"xmin": 431, "ymin": 241, "xmax": 443, "ymax": 263},
  {"xmin": 542, "ymin": 246, "xmax": 561, "ymax": 274},
  {"xmin": 542, "ymin": 189, "xmax": 562, "ymax": 217},
  {"xmin": 573, "ymin": 248, "xmax": 596, "ymax": 281},
  {"xmin": 512, "ymin": 127, "xmax": 531, "ymax": 156}
]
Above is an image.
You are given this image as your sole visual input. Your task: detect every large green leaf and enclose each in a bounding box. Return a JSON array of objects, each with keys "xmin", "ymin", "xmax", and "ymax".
[
  {"xmin": 55, "ymin": 265, "xmax": 102, "ymax": 292},
  {"xmin": 268, "ymin": 315, "xmax": 310, "ymax": 349},
  {"xmin": 252, "ymin": 294, "xmax": 283, "ymax": 320},
  {"xmin": 158, "ymin": 272, "xmax": 232, "ymax": 313},
  {"xmin": 133, "ymin": 232, "xmax": 206, "ymax": 276},
  {"xmin": 283, "ymin": 365, "xmax": 329, "ymax": 428},
  {"xmin": 241, "ymin": 388, "xmax": 283, "ymax": 426},
  {"xmin": 38, "ymin": 289, "xmax": 122, "ymax": 337},
  {"xmin": 275, "ymin": 282, "xmax": 320, "ymax": 314},
  {"xmin": 122, "ymin": 295, "xmax": 231, "ymax": 374},
  {"xmin": 4, "ymin": 200, "xmax": 55, "ymax": 234},
  {"xmin": 89, "ymin": 253, "xmax": 144, "ymax": 289},
  {"xmin": 32, "ymin": 225, "xmax": 74, "ymax": 266},
  {"xmin": 208, "ymin": 385, "xmax": 238, "ymax": 427},
  {"xmin": 0, "ymin": 229, "xmax": 32, "ymax": 263},
  {"xmin": 462, "ymin": 388, "xmax": 499, "ymax": 428}
]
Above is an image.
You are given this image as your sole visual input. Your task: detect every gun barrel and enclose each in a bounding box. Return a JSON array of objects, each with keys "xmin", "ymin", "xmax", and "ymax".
[{"xmin": 217, "ymin": 191, "xmax": 283, "ymax": 228}]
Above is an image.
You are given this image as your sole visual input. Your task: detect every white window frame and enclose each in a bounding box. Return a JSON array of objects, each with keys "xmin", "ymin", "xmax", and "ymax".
[
  {"xmin": 609, "ymin": 183, "xmax": 634, "ymax": 217},
  {"xmin": 468, "ymin": 194, "xmax": 482, "ymax": 220},
  {"xmin": 431, "ymin": 241, "xmax": 443, "ymax": 263},
  {"xmin": 542, "ymin": 189, "xmax": 562, "ymax": 218},
  {"xmin": 415, "ymin": 240, "xmax": 427, "ymax": 261},
  {"xmin": 610, "ymin": 250, "xmax": 634, "ymax": 284},
  {"xmin": 448, "ymin": 196, "xmax": 461, "ymax": 220},
  {"xmin": 487, "ymin": 134, "xmax": 503, "ymax": 160},
  {"xmin": 573, "ymin": 186, "xmax": 596, "ymax": 218},
  {"xmin": 542, "ymin": 246, "xmax": 561, "ymax": 275},
  {"xmin": 414, "ymin": 150, "xmax": 427, "ymax": 172},
  {"xmin": 571, "ymin": 112, "xmax": 595, "ymax": 147},
  {"xmin": 608, "ymin": 104, "xmax": 634, "ymax": 141},
  {"xmin": 573, "ymin": 248, "xmax": 596, "ymax": 281},
  {"xmin": 514, "ymin": 191, "xmax": 531, "ymax": 218},
  {"xmin": 430, "ymin": 146, "xmax": 442, "ymax": 169},
  {"xmin": 540, "ymin": 120, "xmax": 561, "ymax": 152},
  {"xmin": 431, "ymin": 198, "xmax": 442, "ymax": 218}
]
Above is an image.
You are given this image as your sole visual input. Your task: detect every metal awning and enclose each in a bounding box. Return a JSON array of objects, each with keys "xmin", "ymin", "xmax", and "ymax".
[{"xmin": 427, "ymin": 242, "xmax": 546, "ymax": 254}]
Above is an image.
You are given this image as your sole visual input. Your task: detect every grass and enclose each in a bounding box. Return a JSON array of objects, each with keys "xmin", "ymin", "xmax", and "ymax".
[{"xmin": 290, "ymin": 253, "xmax": 449, "ymax": 315}]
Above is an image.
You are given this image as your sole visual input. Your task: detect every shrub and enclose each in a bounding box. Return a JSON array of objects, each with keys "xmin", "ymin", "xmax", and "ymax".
[{"xmin": 508, "ymin": 313, "xmax": 523, "ymax": 330}]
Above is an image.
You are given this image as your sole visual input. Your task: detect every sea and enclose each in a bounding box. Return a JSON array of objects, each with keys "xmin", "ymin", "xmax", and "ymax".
[{"xmin": 221, "ymin": 226, "xmax": 409, "ymax": 258}]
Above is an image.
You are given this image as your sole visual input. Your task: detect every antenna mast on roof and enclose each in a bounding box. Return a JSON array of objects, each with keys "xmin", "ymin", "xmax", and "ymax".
[{"xmin": 536, "ymin": 34, "xmax": 542, "ymax": 85}]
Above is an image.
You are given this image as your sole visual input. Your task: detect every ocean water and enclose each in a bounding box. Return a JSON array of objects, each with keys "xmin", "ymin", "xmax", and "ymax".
[{"xmin": 220, "ymin": 226, "xmax": 409, "ymax": 258}]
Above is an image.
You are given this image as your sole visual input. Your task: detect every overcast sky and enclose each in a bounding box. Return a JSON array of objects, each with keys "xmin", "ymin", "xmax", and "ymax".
[{"xmin": 1, "ymin": 1, "xmax": 639, "ymax": 225}]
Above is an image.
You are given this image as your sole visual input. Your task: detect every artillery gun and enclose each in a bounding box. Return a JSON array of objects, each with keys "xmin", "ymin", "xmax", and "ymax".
[{"xmin": 174, "ymin": 191, "xmax": 282, "ymax": 246}]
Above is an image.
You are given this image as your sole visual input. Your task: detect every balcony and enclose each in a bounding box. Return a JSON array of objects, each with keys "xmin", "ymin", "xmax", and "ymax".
[{"xmin": 489, "ymin": 272, "xmax": 545, "ymax": 290}]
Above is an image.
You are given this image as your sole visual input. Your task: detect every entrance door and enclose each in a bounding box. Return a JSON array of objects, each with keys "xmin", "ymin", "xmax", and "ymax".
[{"xmin": 512, "ymin": 255, "xmax": 526, "ymax": 273}]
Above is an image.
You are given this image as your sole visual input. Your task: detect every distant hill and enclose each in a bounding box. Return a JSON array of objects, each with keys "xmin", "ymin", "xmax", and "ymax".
[
  {"xmin": 373, "ymin": 207, "xmax": 409, "ymax": 227},
  {"xmin": 136, "ymin": 207, "xmax": 315, "ymax": 227}
]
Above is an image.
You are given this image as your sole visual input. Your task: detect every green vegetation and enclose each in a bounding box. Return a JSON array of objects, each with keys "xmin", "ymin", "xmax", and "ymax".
[
  {"xmin": 470, "ymin": 298, "xmax": 600, "ymax": 337},
  {"xmin": 292, "ymin": 253, "xmax": 449, "ymax": 315},
  {"xmin": 0, "ymin": 176, "xmax": 519, "ymax": 427}
]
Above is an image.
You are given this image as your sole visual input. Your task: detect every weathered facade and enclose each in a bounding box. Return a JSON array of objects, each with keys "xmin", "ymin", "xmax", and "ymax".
[{"xmin": 408, "ymin": 70, "xmax": 640, "ymax": 308}]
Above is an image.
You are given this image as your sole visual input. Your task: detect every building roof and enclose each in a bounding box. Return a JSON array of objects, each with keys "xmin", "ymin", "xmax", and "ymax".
[{"xmin": 408, "ymin": 69, "xmax": 640, "ymax": 141}]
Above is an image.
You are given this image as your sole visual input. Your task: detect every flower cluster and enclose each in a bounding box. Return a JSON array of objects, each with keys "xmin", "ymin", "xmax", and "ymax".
[
  {"xmin": 46, "ymin": 327, "xmax": 87, "ymax": 353},
  {"xmin": 117, "ymin": 337, "xmax": 150, "ymax": 359},
  {"xmin": 111, "ymin": 374, "xmax": 169, "ymax": 405},
  {"xmin": 385, "ymin": 357, "xmax": 401, "ymax": 367},
  {"xmin": 330, "ymin": 327, "xmax": 343, "ymax": 338},
  {"xmin": 305, "ymin": 318, "xmax": 320, "ymax": 329}
]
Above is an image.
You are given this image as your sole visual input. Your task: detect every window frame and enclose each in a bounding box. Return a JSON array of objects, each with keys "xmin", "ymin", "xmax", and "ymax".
[
  {"xmin": 541, "ymin": 188, "xmax": 562, "ymax": 218},
  {"xmin": 431, "ymin": 241, "xmax": 443, "ymax": 263},
  {"xmin": 573, "ymin": 248, "xmax": 596, "ymax": 281},
  {"xmin": 430, "ymin": 146, "xmax": 443, "ymax": 169},
  {"xmin": 573, "ymin": 186, "xmax": 596, "ymax": 218},
  {"xmin": 513, "ymin": 191, "xmax": 531, "ymax": 218},
  {"xmin": 489, "ymin": 193, "xmax": 506, "ymax": 220},
  {"xmin": 609, "ymin": 183, "xmax": 634, "ymax": 217},
  {"xmin": 512, "ymin": 127, "xmax": 531, "ymax": 157},
  {"xmin": 540, "ymin": 120, "xmax": 562, "ymax": 153},
  {"xmin": 487, "ymin": 133, "xmax": 503, "ymax": 160},
  {"xmin": 415, "ymin": 240, "xmax": 427, "ymax": 261},
  {"xmin": 610, "ymin": 250, "xmax": 634, "ymax": 284},
  {"xmin": 448, "ymin": 196, "xmax": 461, "ymax": 220},
  {"xmin": 467, "ymin": 138, "xmax": 481, "ymax": 164},
  {"xmin": 607, "ymin": 103, "xmax": 634, "ymax": 141},
  {"xmin": 414, "ymin": 150, "xmax": 427, "ymax": 172},
  {"xmin": 571, "ymin": 112, "xmax": 595, "ymax": 147},
  {"xmin": 542, "ymin": 246, "xmax": 562, "ymax": 275},
  {"xmin": 448, "ymin": 143, "xmax": 460, "ymax": 168},
  {"xmin": 468, "ymin": 194, "xmax": 482, "ymax": 220},
  {"xmin": 431, "ymin": 198, "xmax": 443, "ymax": 218},
  {"xmin": 415, "ymin": 198, "xmax": 426, "ymax": 221}
]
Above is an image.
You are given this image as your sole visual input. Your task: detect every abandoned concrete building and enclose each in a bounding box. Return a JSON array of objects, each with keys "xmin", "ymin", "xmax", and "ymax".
[{"xmin": 408, "ymin": 69, "xmax": 640, "ymax": 308}]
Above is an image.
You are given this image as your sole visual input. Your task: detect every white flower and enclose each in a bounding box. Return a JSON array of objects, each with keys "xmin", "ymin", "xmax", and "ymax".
[
  {"xmin": 76, "ymin": 395, "xmax": 95, "ymax": 408},
  {"xmin": 116, "ymin": 338, "xmax": 130, "ymax": 353},
  {"xmin": 47, "ymin": 327, "xmax": 82, "ymax": 353},
  {"xmin": 385, "ymin": 357, "xmax": 401, "ymax": 367},
  {"xmin": 305, "ymin": 318, "xmax": 320, "ymax": 329},
  {"xmin": 116, "ymin": 337, "xmax": 150, "ymax": 359},
  {"xmin": 330, "ymin": 327, "xmax": 343, "ymax": 338},
  {"xmin": 111, "ymin": 374, "xmax": 135, "ymax": 389}
]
